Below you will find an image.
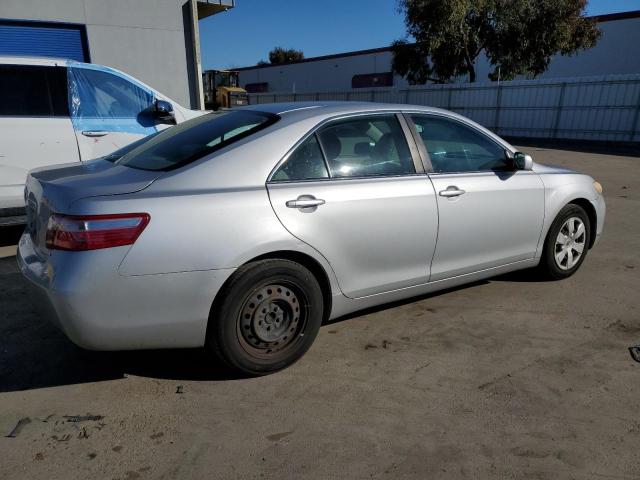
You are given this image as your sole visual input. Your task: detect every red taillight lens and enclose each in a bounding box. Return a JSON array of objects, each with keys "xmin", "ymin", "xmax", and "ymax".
[{"xmin": 45, "ymin": 213, "xmax": 150, "ymax": 251}]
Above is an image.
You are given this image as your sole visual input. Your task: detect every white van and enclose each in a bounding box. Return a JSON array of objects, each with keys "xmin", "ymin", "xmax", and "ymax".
[{"xmin": 0, "ymin": 56, "xmax": 205, "ymax": 225}]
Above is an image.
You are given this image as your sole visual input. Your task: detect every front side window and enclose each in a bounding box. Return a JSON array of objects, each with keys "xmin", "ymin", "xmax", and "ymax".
[
  {"xmin": 0, "ymin": 65, "xmax": 68, "ymax": 117},
  {"xmin": 271, "ymin": 134, "xmax": 329, "ymax": 182},
  {"xmin": 411, "ymin": 115, "xmax": 510, "ymax": 173},
  {"xmin": 317, "ymin": 115, "xmax": 415, "ymax": 178},
  {"xmin": 68, "ymin": 67, "xmax": 153, "ymax": 119},
  {"xmin": 113, "ymin": 110, "xmax": 279, "ymax": 171}
]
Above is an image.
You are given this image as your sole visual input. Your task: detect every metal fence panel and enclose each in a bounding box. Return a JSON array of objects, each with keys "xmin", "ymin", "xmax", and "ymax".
[
  {"xmin": 294, "ymin": 93, "xmax": 317, "ymax": 102},
  {"xmin": 344, "ymin": 91, "xmax": 372, "ymax": 102},
  {"xmin": 248, "ymin": 74, "xmax": 640, "ymax": 142},
  {"xmin": 406, "ymin": 88, "xmax": 450, "ymax": 109}
]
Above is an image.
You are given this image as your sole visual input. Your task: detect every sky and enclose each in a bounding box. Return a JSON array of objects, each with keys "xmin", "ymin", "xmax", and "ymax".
[{"xmin": 200, "ymin": 0, "xmax": 640, "ymax": 70}]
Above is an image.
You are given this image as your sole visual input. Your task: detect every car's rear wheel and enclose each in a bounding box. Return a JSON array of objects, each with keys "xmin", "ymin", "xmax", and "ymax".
[
  {"xmin": 207, "ymin": 259, "xmax": 324, "ymax": 375},
  {"xmin": 539, "ymin": 204, "xmax": 591, "ymax": 280}
]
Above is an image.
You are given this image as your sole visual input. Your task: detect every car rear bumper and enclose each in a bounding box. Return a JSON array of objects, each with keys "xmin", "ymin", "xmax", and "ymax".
[{"xmin": 17, "ymin": 232, "xmax": 235, "ymax": 351}]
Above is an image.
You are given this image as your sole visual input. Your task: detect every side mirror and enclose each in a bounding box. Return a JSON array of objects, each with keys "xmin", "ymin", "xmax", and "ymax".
[
  {"xmin": 513, "ymin": 152, "xmax": 533, "ymax": 171},
  {"xmin": 154, "ymin": 99, "xmax": 175, "ymax": 124}
]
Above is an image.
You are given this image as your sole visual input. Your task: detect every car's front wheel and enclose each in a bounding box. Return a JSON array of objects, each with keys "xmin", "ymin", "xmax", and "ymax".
[
  {"xmin": 539, "ymin": 203, "xmax": 591, "ymax": 280},
  {"xmin": 207, "ymin": 259, "xmax": 324, "ymax": 375}
]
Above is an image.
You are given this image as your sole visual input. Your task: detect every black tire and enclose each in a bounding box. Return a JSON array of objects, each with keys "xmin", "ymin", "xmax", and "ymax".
[
  {"xmin": 539, "ymin": 203, "xmax": 591, "ymax": 280},
  {"xmin": 206, "ymin": 259, "xmax": 324, "ymax": 375}
]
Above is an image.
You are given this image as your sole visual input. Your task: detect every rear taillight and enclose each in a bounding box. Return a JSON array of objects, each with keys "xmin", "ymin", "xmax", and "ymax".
[{"xmin": 46, "ymin": 213, "xmax": 150, "ymax": 251}]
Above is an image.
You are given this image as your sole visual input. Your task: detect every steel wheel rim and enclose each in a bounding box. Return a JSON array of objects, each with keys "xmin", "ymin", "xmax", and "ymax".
[
  {"xmin": 236, "ymin": 282, "xmax": 307, "ymax": 358},
  {"xmin": 554, "ymin": 216, "xmax": 586, "ymax": 270}
]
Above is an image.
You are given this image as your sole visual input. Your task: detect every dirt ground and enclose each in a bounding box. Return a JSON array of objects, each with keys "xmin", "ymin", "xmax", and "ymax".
[{"xmin": 0, "ymin": 144, "xmax": 639, "ymax": 480}]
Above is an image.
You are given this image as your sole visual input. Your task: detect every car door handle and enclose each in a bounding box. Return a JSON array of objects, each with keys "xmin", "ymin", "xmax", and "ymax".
[
  {"xmin": 439, "ymin": 186, "xmax": 466, "ymax": 197},
  {"xmin": 81, "ymin": 130, "xmax": 109, "ymax": 137},
  {"xmin": 286, "ymin": 195, "xmax": 325, "ymax": 209}
]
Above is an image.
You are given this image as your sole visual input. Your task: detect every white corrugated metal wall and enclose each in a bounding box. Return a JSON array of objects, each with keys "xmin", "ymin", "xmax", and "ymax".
[{"xmin": 248, "ymin": 75, "xmax": 640, "ymax": 142}]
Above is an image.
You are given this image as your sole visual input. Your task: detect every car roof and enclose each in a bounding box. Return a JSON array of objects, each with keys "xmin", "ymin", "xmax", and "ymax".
[{"xmin": 241, "ymin": 101, "xmax": 450, "ymax": 121}]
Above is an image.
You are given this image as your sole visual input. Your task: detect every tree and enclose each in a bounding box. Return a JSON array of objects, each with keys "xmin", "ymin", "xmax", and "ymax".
[
  {"xmin": 392, "ymin": 0, "xmax": 601, "ymax": 84},
  {"xmin": 265, "ymin": 47, "xmax": 304, "ymax": 65}
]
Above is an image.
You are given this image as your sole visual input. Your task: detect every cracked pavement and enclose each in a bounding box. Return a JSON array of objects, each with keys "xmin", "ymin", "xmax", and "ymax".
[{"xmin": 0, "ymin": 144, "xmax": 639, "ymax": 479}]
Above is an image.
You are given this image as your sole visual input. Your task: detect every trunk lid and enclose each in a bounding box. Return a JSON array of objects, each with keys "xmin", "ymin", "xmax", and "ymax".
[{"xmin": 25, "ymin": 159, "xmax": 161, "ymax": 254}]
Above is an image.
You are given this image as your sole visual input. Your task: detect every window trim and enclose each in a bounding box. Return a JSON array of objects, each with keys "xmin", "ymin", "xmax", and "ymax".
[
  {"xmin": 404, "ymin": 112, "xmax": 517, "ymax": 175},
  {"xmin": 267, "ymin": 111, "xmax": 425, "ymax": 184},
  {"xmin": 401, "ymin": 113, "xmax": 433, "ymax": 172},
  {"xmin": 314, "ymin": 131, "xmax": 334, "ymax": 179},
  {"xmin": 397, "ymin": 114, "xmax": 425, "ymax": 174}
]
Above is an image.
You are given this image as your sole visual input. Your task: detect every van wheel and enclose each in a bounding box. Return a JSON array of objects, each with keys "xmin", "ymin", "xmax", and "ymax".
[
  {"xmin": 539, "ymin": 204, "xmax": 591, "ymax": 280},
  {"xmin": 207, "ymin": 259, "xmax": 324, "ymax": 375}
]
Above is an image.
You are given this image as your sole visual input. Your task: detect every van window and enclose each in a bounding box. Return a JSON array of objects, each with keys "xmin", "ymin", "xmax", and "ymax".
[
  {"xmin": 68, "ymin": 67, "xmax": 153, "ymax": 119},
  {"xmin": 114, "ymin": 110, "xmax": 279, "ymax": 171},
  {"xmin": 0, "ymin": 65, "xmax": 68, "ymax": 116}
]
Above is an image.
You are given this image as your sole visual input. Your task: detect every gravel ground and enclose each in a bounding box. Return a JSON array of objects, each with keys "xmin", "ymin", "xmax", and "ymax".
[{"xmin": 0, "ymin": 144, "xmax": 638, "ymax": 480}]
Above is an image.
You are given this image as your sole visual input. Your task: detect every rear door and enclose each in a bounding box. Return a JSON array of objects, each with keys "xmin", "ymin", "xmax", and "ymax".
[
  {"xmin": 68, "ymin": 65, "xmax": 162, "ymax": 160},
  {"xmin": 267, "ymin": 113, "xmax": 439, "ymax": 299},
  {"xmin": 409, "ymin": 113, "xmax": 545, "ymax": 281},
  {"xmin": 0, "ymin": 64, "xmax": 79, "ymax": 210}
]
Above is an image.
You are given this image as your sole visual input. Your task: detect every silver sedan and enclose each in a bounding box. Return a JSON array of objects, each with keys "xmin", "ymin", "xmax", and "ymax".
[{"xmin": 18, "ymin": 102, "xmax": 606, "ymax": 375}]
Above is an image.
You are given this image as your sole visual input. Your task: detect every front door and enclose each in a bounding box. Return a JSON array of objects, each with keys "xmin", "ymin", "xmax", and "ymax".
[
  {"xmin": 409, "ymin": 114, "xmax": 545, "ymax": 281},
  {"xmin": 67, "ymin": 65, "xmax": 161, "ymax": 160},
  {"xmin": 268, "ymin": 114, "xmax": 438, "ymax": 298}
]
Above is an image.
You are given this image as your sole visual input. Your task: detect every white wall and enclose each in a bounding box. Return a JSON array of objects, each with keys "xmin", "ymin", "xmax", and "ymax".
[
  {"xmin": 239, "ymin": 50, "xmax": 402, "ymax": 93},
  {"xmin": 0, "ymin": 0, "xmax": 195, "ymax": 107},
  {"xmin": 239, "ymin": 16, "xmax": 640, "ymax": 93},
  {"xmin": 476, "ymin": 17, "xmax": 640, "ymax": 80}
]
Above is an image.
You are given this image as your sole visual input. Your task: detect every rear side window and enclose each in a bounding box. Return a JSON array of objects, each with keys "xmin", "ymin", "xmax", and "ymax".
[
  {"xmin": 115, "ymin": 110, "xmax": 279, "ymax": 171},
  {"xmin": 0, "ymin": 65, "xmax": 68, "ymax": 116},
  {"xmin": 271, "ymin": 134, "xmax": 329, "ymax": 182}
]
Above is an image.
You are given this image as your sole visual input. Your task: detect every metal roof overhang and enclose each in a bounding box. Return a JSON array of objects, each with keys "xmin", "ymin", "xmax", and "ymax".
[{"xmin": 197, "ymin": 0, "xmax": 235, "ymax": 19}]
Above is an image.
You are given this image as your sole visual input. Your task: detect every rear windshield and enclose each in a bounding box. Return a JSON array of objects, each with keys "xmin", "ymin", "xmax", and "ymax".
[{"xmin": 112, "ymin": 110, "xmax": 279, "ymax": 171}]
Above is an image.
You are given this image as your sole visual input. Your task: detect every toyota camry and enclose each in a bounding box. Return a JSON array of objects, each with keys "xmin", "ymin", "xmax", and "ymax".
[{"xmin": 18, "ymin": 102, "xmax": 606, "ymax": 375}]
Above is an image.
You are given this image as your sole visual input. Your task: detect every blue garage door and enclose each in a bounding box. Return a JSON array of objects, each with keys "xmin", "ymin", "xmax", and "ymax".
[{"xmin": 0, "ymin": 20, "xmax": 89, "ymax": 62}]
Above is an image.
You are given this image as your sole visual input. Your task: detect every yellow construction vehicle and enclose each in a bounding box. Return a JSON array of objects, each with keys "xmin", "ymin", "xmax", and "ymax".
[{"xmin": 202, "ymin": 70, "xmax": 249, "ymax": 110}]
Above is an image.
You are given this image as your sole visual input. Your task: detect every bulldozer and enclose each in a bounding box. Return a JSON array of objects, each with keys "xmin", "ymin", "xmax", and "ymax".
[{"xmin": 202, "ymin": 70, "xmax": 249, "ymax": 110}]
